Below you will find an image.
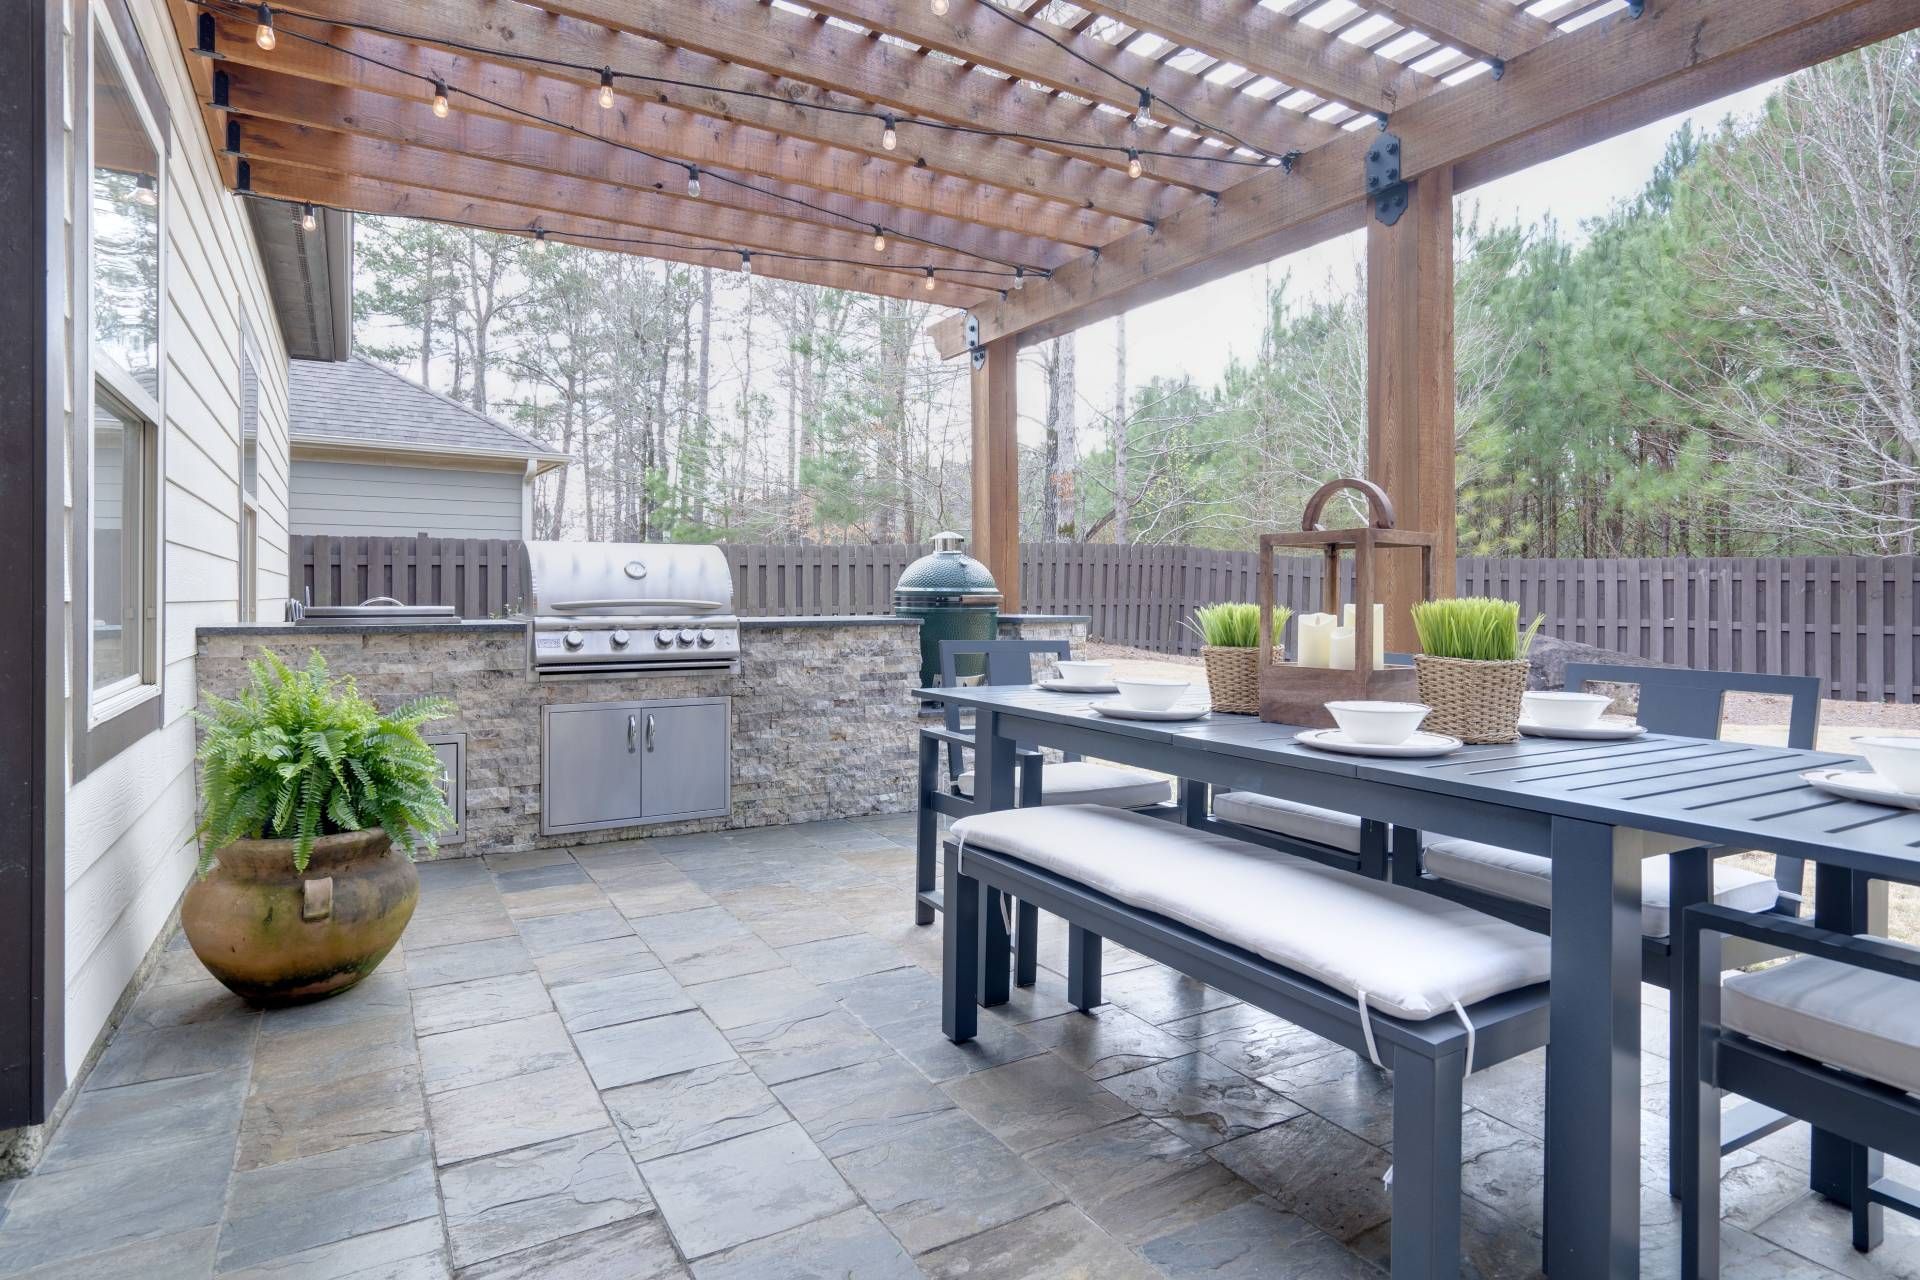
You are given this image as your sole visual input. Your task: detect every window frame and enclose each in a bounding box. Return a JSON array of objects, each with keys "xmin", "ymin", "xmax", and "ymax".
[{"xmin": 73, "ymin": 0, "xmax": 168, "ymax": 776}]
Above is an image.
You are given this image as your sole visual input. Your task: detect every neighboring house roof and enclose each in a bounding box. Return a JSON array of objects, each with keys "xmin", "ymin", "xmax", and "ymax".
[{"xmin": 288, "ymin": 357, "xmax": 569, "ymax": 474}]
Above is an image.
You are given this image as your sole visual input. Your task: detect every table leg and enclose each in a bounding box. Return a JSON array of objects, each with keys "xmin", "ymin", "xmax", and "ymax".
[
  {"xmin": 1180, "ymin": 779, "xmax": 1208, "ymax": 828},
  {"xmin": 1810, "ymin": 864, "xmax": 1882, "ymax": 1209},
  {"xmin": 1667, "ymin": 849, "xmax": 1712, "ymax": 1199},
  {"xmin": 915, "ymin": 732, "xmax": 940, "ymax": 926},
  {"xmin": 1545, "ymin": 817, "xmax": 1642, "ymax": 1280},
  {"xmin": 972, "ymin": 710, "xmax": 1017, "ymax": 1005}
]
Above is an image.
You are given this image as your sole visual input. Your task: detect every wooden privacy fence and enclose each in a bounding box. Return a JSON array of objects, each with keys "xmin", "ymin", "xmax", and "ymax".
[{"xmin": 290, "ymin": 537, "xmax": 1920, "ymax": 701}]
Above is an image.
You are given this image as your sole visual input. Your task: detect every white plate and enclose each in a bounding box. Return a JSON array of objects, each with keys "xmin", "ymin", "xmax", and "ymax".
[
  {"xmin": 1037, "ymin": 678, "xmax": 1120, "ymax": 694},
  {"xmin": 1295, "ymin": 728, "xmax": 1462, "ymax": 758},
  {"xmin": 1090, "ymin": 699, "xmax": 1210, "ymax": 722},
  {"xmin": 1802, "ymin": 767, "xmax": 1920, "ymax": 811},
  {"xmin": 1518, "ymin": 717, "xmax": 1645, "ymax": 741}
]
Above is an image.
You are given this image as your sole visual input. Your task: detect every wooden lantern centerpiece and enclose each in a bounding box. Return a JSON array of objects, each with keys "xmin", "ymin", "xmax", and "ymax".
[{"xmin": 1255, "ymin": 478, "xmax": 1435, "ymax": 727}]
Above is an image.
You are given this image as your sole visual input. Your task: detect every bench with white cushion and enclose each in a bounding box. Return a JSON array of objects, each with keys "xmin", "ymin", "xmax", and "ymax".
[
  {"xmin": 955, "ymin": 760, "xmax": 1171, "ymax": 810},
  {"xmin": 1680, "ymin": 903, "xmax": 1920, "ymax": 1275},
  {"xmin": 1210, "ymin": 790, "xmax": 1386, "ymax": 877},
  {"xmin": 942, "ymin": 804, "xmax": 1552, "ymax": 1280}
]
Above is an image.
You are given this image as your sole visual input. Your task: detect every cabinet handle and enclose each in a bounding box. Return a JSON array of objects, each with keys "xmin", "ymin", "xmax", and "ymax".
[
  {"xmin": 627, "ymin": 714, "xmax": 637, "ymax": 752},
  {"xmin": 645, "ymin": 713, "xmax": 657, "ymax": 751}
]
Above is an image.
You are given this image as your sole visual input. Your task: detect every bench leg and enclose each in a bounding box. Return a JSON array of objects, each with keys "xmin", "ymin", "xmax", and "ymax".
[
  {"xmin": 1667, "ymin": 849, "xmax": 1710, "ymax": 1199},
  {"xmin": 942, "ymin": 844, "xmax": 978, "ymax": 1043},
  {"xmin": 1066, "ymin": 924, "xmax": 1102, "ymax": 1012},
  {"xmin": 1391, "ymin": 1049, "xmax": 1464, "ymax": 1280},
  {"xmin": 977, "ymin": 885, "xmax": 1012, "ymax": 1008},
  {"xmin": 915, "ymin": 734, "xmax": 939, "ymax": 926},
  {"xmin": 1851, "ymin": 1144, "xmax": 1885, "ymax": 1253},
  {"xmin": 1677, "ymin": 913, "xmax": 1721, "ymax": 1279},
  {"xmin": 1015, "ymin": 900, "xmax": 1039, "ymax": 988}
]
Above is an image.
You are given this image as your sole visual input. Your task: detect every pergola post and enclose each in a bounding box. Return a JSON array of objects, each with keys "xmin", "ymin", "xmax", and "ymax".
[
  {"xmin": 1366, "ymin": 165, "xmax": 1456, "ymax": 653},
  {"xmin": 970, "ymin": 336, "xmax": 1022, "ymax": 613}
]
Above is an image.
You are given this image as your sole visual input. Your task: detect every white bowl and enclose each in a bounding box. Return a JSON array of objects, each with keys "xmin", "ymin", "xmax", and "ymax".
[
  {"xmin": 1054, "ymin": 660, "xmax": 1114, "ymax": 685},
  {"xmin": 1855, "ymin": 735, "xmax": 1920, "ymax": 794},
  {"xmin": 1521, "ymin": 690, "xmax": 1613, "ymax": 730},
  {"xmin": 1325, "ymin": 701, "xmax": 1431, "ymax": 746},
  {"xmin": 1113, "ymin": 677, "xmax": 1190, "ymax": 712}
]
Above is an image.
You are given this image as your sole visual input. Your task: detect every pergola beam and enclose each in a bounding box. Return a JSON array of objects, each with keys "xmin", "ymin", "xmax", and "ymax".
[
  {"xmin": 244, "ymin": 165, "xmax": 993, "ymax": 303},
  {"xmin": 1071, "ymin": 0, "xmax": 1432, "ymax": 116},
  {"xmin": 240, "ymin": 1, "xmax": 1168, "ymax": 231},
  {"xmin": 933, "ymin": 0, "xmax": 1910, "ymax": 356},
  {"xmin": 1365, "ymin": 0, "xmax": 1561, "ymax": 65},
  {"xmin": 791, "ymin": 0, "xmax": 1330, "ymax": 156}
]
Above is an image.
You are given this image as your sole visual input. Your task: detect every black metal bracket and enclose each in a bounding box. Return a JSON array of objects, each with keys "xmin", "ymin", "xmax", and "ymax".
[
  {"xmin": 192, "ymin": 12, "xmax": 225, "ymax": 59},
  {"xmin": 221, "ymin": 118, "xmax": 243, "ymax": 157},
  {"xmin": 1365, "ymin": 131, "xmax": 1407, "ymax": 226},
  {"xmin": 211, "ymin": 68, "xmax": 231, "ymax": 110},
  {"xmin": 966, "ymin": 314, "xmax": 985, "ymax": 372}
]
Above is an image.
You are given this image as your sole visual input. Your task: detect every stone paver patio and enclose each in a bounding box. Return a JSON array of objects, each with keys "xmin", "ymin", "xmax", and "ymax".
[{"xmin": 0, "ymin": 815, "xmax": 1914, "ymax": 1278}]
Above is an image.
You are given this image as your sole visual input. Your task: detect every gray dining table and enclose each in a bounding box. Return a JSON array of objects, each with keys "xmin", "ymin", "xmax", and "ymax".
[{"xmin": 924, "ymin": 682, "xmax": 1920, "ymax": 1280}]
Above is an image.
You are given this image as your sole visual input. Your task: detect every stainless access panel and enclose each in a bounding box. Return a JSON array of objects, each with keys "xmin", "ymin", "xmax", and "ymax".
[
  {"xmin": 541, "ymin": 702, "xmax": 646, "ymax": 835},
  {"xmin": 638, "ymin": 698, "xmax": 731, "ymax": 823},
  {"xmin": 426, "ymin": 732, "xmax": 465, "ymax": 846}
]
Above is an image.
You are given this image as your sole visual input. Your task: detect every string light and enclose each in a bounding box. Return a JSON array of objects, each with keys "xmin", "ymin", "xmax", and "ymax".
[
  {"xmin": 1127, "ymin": 148, "xmax": 1142, "ymax": 179},
  {"xmin": 253, "ymin": 3, "xmax": 275, "ymax": 50},
  {"xmin": 685, "ymin": 165, "xmax": 701, "ymax": 198},
  {"xmin": 300, "ymin": 200, "xmax": 316, "ymax": 230},
  {"xmin": 431, "ymin": 77, "xmax": 450, "ymax": 118},
  {"xmin": 931, "ymin": 0, "xmax": 950, "ymax": 14},
  {"xmin": 872, "ymin": 227, "xmax": 887, "ymax": 253},
  {"xmin": 881, "ymin": 114, "xmax": 898, "ymax": 151},
  {"xmin": 923, "ymin": 267, "xmax": 936, "ymax": 291},
  {"xmin": 531, "ymin": 227, "xmax": 549, "ymax": 253},
  {"xmin": 739, "ymin": 250, "xmax": 752, "ymax": 275},
  {"xmin": 1013, "ymin": 267, "xmax": 1025, "ymax": 290},
  {"xmin": 597, "ymin": 68, "xmax": 615, "ymax": 110},
  {"xmin": 132, "ymin": 173, "xmax": 159, "ymax": 207},
  {"xmin": 1134, "ymin": 89, "xmax": 1155, "ymax": 131}
]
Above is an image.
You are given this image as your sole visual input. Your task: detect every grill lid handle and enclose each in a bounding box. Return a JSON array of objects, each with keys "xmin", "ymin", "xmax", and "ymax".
[{"xmin": 547, "ymin": 598, "xmax": 724, "ymax": 614}]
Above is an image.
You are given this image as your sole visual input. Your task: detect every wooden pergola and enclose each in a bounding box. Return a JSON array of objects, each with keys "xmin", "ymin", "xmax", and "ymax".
[{"xmin": 171, "ymin": 0, "xmax": 1917, "ymax": 642}]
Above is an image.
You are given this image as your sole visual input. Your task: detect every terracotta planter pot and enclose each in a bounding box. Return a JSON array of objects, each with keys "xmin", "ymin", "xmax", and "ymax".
[{"xmin": 182, "ymin": 828, "xmax": 418, "ymax": 1007}]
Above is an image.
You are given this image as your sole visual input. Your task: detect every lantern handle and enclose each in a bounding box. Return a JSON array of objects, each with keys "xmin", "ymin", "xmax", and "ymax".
[{"xmin": 1300, "ymin": 478, "xmax": 1397, "ymax": 532}]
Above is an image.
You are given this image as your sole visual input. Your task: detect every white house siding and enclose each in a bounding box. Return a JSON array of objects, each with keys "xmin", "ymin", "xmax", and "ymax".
[
  {"xmin": 58, "ymin": 0, "xmax": 291, "ymax": 1082},
  {"xmin": 289, "ymin": 458, "xmax": 528, "ymax": 539}
]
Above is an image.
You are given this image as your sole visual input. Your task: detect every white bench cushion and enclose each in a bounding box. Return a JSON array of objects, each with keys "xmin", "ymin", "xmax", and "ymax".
[
  {"xmin": 1421, "ymin": 838, "xmax": 1781, "ymax": 937},
  {"xmin": 955, "ymin": 761, "xmax": 1171, "ymax": 810},
  {"xmin": 1723, "ymin": 945, "xmax": 1920, "ymax": 1095},
  {"xmin": 1212, "ymin": 792, "xmax": 1364, "ymax": 854},
  {"xmin": 949, "ymin": 804, "xmax": 1549, "ymax": 1021}
]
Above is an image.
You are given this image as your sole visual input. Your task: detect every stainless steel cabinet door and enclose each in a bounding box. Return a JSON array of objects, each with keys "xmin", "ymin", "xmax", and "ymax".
[
  {"xmin": 638, "ymin": 698, "xmax": 730, "ymax": 821},
  {"xmin": 542, "ymin": 704, "xmax": 646, "ymax": 834}
]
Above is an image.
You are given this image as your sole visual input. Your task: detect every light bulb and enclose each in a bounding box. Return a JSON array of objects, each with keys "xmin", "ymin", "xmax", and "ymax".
[
  {"xmin": 300, "ymin": 201, "xmax": 316, "ymax": 231},
  {"xmin": 1127, "ymin": 148, "xmax": 1142, "ymax": 179},
  {"xmin": 923, "ymin": 268, "xmax": 936, "ymax": 291},
  {"xmin": 432, "ymin": 79, "xmax": 450, "ymax": 118},
  {"xmin": 598, "ymin": 69, "xmax": 614, "ymax": 110},
  {"xmin": 872, "ymin": 228, "xmax": 887, "ymax": 253},
  {"xmin": 531, "ymin": 229, "xmax": 548, "ymax": 254},
  {"xmin": 686, "ymin": 167, "xmax": 701, "ymax": 198},
  {"xmin": 739, "ymin": 251, "xmax": 752, "ymax": 275},
  {"xmin": 931, "ymin": 0, "xmax": 950, "ymax": 13},
  {"xmin": 881, "ymin": 115, "xmax": 897, "ymax": 151},
  {"xmin": 1134, "ymin": 88, "xmax": 1154, "ymax": 130},
  {"xmin": 254, "ymin": 4, "xmax": 275, "ymax": 50},
  {"xmin": 1012, "ymin": 267, "xmax": 1025, "ymax": 291}
]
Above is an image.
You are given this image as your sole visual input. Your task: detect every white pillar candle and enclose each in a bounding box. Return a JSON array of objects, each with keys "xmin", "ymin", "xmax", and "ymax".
[
  {"xmin": 1330, "ymin": 625, "xmax": 1356, "ymax": 671},
  {"xmin": 1367, "ymin": 603, "xmax": 1384, "ymax": 668},
  {"xmin": 1295, "ymin": 612, "xmax": 1336, "ymax": 668}
]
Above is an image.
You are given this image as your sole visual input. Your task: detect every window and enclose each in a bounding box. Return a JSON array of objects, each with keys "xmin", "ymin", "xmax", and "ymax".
[{"xmin": 80, "ymin": 3, "xmax": 165, "ymax": 751}]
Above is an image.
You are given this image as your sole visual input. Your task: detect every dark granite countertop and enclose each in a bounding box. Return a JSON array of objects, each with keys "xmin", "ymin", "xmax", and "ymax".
[{"xmin": 200, "ymin": 613, "xmax": 1089, "ymax": 639}]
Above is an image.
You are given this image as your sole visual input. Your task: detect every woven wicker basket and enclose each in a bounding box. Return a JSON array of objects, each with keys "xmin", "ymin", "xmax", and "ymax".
[
  {"xmin": 1202, "ymin": 645, "xmax": 1278, "ymax": 715},
  {"xmin": 1414, "ymin": 654, "xmax": 1529, "ymax": 744}
]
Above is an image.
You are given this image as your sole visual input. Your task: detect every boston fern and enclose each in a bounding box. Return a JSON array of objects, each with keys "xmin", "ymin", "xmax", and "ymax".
[{"xmin": 195, "ymin": 650, "xmax": 455, "ymax": 875}]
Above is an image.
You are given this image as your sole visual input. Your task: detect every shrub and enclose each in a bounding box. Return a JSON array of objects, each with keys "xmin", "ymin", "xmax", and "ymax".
[{"xmin": 195, "ymin": 650, "xmax": 455, "ymax": 874}]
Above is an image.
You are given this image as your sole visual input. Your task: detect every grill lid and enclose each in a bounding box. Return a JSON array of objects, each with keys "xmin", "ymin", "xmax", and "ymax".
[
  {"xmin": 894, "ymin": 532, "xmax": 1001, "ymax": 606},
  {"xmin": 525, "ymin": 542, "xmax": 735, "ymax": 618}
]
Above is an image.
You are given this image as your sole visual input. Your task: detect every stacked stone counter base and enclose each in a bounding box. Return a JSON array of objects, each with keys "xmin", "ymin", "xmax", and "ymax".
[{"xmin": 195, "ymin": 614, "xmax": 1087, "ymax": 860}]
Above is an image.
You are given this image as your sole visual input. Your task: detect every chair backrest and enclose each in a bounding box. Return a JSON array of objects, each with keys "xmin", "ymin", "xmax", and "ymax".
[
  {"xmin": 938, "ymin": 638, "xmax": 1072, "ymax": 734},
  {"xmin": 1562, "ymin": 664, "xmax": 1822, "ymax": 749}
]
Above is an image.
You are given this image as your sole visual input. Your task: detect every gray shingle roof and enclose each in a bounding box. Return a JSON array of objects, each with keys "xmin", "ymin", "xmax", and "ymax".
[{"xmin": 288, "ymin": 358, "xmax": 568, "ymax": 468}]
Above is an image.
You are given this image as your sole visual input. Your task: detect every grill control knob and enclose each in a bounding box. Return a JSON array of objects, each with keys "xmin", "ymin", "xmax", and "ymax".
[
  {"xmin": 677, "ymin": 628, "xmax": 698, "ymax": 647},
  {"xmin": 697, "ymin": 628, "xmax": 717, "ymax": 648},
  {"xmin": 654, "ymin": 629, "xmax": 676, "ymax": 648},
  {"xmin": 610, "ymin": 629, "xmax": 630, "ymax": 649},
  {"xmin": 562, "ymin": 629, "xmax": 585, "ymax": 651}
]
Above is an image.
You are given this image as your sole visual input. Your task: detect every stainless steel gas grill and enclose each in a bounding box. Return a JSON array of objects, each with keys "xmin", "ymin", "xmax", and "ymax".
[{"xmin": 524, "ymin": 541, "xmax": 740, "ymax": 675}]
